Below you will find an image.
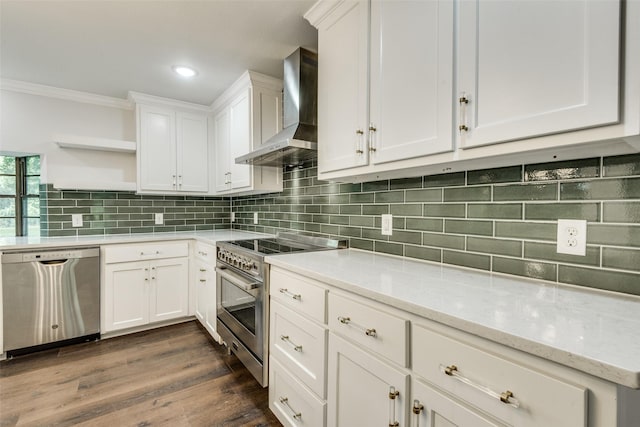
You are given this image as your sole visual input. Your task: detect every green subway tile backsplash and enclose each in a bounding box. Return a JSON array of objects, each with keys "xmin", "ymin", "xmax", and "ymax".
[
  {"xmin": 40, "ymin": 185, "xmax": 230, "ymax": 237},
  {"xmin": 39, "ymin": 154, "xmax": 640, "ymax": 296}
]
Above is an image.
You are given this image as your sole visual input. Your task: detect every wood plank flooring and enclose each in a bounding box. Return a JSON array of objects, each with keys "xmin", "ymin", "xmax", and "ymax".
[{"xmin": 0, "ymin": 321, "xmax": 282, "ymax": 427}]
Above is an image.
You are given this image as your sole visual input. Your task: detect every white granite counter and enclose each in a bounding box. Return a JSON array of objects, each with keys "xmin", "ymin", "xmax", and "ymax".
[
  {"xmin": 265, "ymin": 249, "xmax": 640, "ymax": 389},
  {"xmin": 0, "ymin": 230, "xmax": 271, "ymax": 251}
]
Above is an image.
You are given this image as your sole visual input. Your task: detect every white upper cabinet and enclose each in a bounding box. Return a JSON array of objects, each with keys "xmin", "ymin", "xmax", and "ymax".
[
  {"xmin": 211, "ymin": 71, "xmax": 284, "ymax": 195},
  {"xmin": 135, "ymin": 98, "xmax": 209, "ymax": 194},
  {"xmin": 311, "ymin": 0, "xmax": 454, "ymax": 176},
  {"xmin": 369, "ymin": 0, "xmax": 454, "ymax": 164},
  {"xmin": 307, "ymin": 0, "xmax": 637, "ymax": 183},
  {"xmin": 176, "ymin": 111, "xmax": 209, "ymax": 192},
  {"xmin": 316, "ymin": 1, "xmax": 369, "ymax": 173},
  {"xmin": 457, "ymin": 0, "xmax": 620, "ymax": 148},
  {"xmin": 138, "ymin": 106, "xmax": 176, "ymax": 192}
]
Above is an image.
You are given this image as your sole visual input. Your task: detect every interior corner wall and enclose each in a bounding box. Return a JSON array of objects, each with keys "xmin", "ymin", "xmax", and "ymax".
[{"xmin": 0, "ymin": 89, "xmax": 136, "ymax": 183}]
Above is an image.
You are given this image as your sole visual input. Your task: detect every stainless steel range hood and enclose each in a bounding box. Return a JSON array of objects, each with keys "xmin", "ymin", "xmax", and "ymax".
[{"xmin": 235, "ymin": 47, "xmax": 318, "ymax": 167}]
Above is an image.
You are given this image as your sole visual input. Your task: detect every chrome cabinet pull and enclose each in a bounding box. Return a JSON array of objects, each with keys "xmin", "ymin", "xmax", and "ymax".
[
  {"xmin": 413, "ymin": 400, "xmax": 424, "ymax": 427},
  {"xmin": 280, "ymin": 335, "xmax": 303, "ymax": 352},
  {"xmin": 199, "ymin": 279, "xmax": 206, "ymax": 282},
  {"xmin": 388, "ymin": 386, "xmax": 400, "ymax": 427},
  {"xmin": 441, "ymin": 364, "xmax": 520, "ymax": 408},
  {"xmin": 172, "ymin": 174, "xmax": 177, "ymax": 187},
  {"xmin": 279, "ymin": 396, "xmax": 302, "ymax": 420},
  {"xmin": 199, "ymin": 268, "xmax": 206, "ymax": 272},
  {"xmin": 355, "ymin": 129, "xmax": 365, "ymax": 154},
  {"xmin": 178, "ymin": 174, "xmax": 182, "ymax": 188},
  {"xmin": 369, "ymin": 123, "xmax": 377, "ymax": 152},
  {"xmin": 458, "ymin": 93, "xmax": 469, "ymax": 132},
  {"xmin": 337, "ymin": 316, "xmax": 377, "ymax": 337},
  {"xmin": 279, "ymin": 288, "xmax": 301, "ymax": 300}
]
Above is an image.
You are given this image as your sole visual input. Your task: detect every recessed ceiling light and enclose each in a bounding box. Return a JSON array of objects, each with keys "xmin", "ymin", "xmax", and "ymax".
[{"xmin": 172, "ymin": 65, "xmax": 197, "ymax": 78}]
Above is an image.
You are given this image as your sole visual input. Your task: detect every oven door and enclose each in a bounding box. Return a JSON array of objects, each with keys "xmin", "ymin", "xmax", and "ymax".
[{"xmin": 216, "ymin": 264, "xmax": 264, "ymax": 359}]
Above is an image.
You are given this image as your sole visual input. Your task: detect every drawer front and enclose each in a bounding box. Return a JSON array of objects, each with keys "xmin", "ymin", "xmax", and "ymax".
[
  {"xmin": 271, "ymin": 300, "xmax": 328, "ymax": 398},
  {"xmin": 193, "ymin": 241, "xmax": 215, "ymax": 264},
  {"xmin": 328, "ymin": 292, "xmax": 408, "ymax": 367},
  {"xmin": 103, "ymin": 241, "xmax": 189, "ymax": 264},
  {"xmin": 412, "ymin": 323, "xmax": 587, "ymax": 427},
  {"xmin": 270, "ymin": 267, "xmax": 327, "ymax": 324},
  {"xmin": 269, "ymin": 357, "xmax": 326, "ymax": 427}
]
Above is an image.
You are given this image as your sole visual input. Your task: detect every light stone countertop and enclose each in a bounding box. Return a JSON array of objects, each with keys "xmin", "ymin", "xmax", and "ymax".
[
  {"xmin": 265, "ymin": 248, "xmax": 640, "ymax": 389},
  {"xmin": 0, "ymin": 230, "xmax": 272, "ymax": 251}
]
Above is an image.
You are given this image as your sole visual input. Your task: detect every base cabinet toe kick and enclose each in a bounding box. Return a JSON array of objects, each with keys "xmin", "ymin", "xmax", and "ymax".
[{"xmin": 267, "ymin": 266, "xmax": 640, "ymax": 427}]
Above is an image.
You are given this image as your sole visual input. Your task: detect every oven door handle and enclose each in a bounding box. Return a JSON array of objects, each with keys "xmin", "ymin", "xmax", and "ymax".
[{"xmin": 216, "ymin": 267, "xmax": 262, "ymax": 291}]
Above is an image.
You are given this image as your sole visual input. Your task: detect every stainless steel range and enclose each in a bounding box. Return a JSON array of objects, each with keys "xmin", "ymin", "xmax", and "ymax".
[{"xmin": 216, "ymin": 232, "xmax": 346, "ymax": 386}]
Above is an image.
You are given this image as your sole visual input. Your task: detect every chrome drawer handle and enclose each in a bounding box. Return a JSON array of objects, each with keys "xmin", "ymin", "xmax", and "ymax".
[
  {"xmin": 279, "ymin": 396, "xmax": 302, "ymax": 420},
  {"xmin": 280, "ymin": 335, "xmax": 303, "ymax": 352},
  {"xmin": 337, "ymin": 316, "xmax": 377, "ymax": 337},
  {"xmin": 279, "ymin": 288, "xmax": 301, "ymax": 300},
  {"xmin": 199, "ymin": 279, "xmax": 206, "ymax": 282},
  {"xmin": 441, "ymin": 364, "xmax": 520, "ymax": 408}
]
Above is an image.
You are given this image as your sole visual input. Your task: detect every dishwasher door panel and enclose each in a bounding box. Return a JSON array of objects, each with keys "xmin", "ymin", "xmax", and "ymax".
[{"xmin": 2, "ymin": 256, "xmax": 100, "ymax": 352}]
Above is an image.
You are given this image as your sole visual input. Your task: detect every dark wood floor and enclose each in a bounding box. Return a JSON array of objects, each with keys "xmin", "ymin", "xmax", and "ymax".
[{"xmin": 0, "ymin": 321, "xmax": 282, "ymax": 427}]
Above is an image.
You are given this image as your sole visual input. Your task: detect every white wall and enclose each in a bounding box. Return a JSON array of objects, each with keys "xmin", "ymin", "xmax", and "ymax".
[{"xmin": 0, "ymin": 89, "xmax": 136, "ymax": 184}]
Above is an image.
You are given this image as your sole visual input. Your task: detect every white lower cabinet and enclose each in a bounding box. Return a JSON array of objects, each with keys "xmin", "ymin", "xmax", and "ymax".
[
  {"xmin": 192, "ymin": 242, "xmax": 218, "ymax": 341},
  {"xmin": 269, "ymin": 267, "xmax": 329, "ymax": 427},
  {"xmin": 411, "ymin": 377, "xmax": 505, "ymax": 427},
  {"xmin": 327, "ymin": 332, "xmax": 409, "ymax": 427},
  {"xmin": 102, "ymin": 242, "xmax": 189, "ymax": 333},
  {"xmin": 270, "ymin": 356, "xmax": 327, "ymax": 427},
  {"xmin": 269, "ymin": 265, "xmax": 629, "ymax": 427},
  {"xmin": 412, "ymin": 322, "xmax": 587, "ymax": 427}
]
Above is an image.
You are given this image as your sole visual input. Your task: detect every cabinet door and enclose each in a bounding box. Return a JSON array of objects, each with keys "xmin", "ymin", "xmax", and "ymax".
[
  {"xmin": 204, "ymin": 265, "xmax": 218, "ymax": 340},
  {"xmin": 328, "ymin": 333, "xmax": 409, "ymax": 427},
  {"xmin": 149, "ymin": 257, "xmax": 189, "ymax": 323},
  {"xmin": 176, "ymin": 112, "xmax": 208, "ymax": 192},
  {"xmin": 139, "ymin": 106, "xmax": 176, "ymax": 191},
  {"xmin": 213, "ymin": 107, "xmax": 231, "ymax": 193},
  {"xmin": 229, "ymin": 88, "xmax": 252, "ymax": 189},
  {"xmin": 369, "ymin": 0, "xmax": 454, "ymax": 164},
  {"xmin": 411, "ymin": 378, "xmax": 505, "ymax": 427},
  {"xmin": 103, "ymin": 261, "xmax": 149, "ymax": 332},
  {"xmin": 317, "ymin": 0, "xmax": 369, "ymax": 174},
  {"xmin": 194, "ymin": 260, "xmax": 207, "ymax": 323},
  {"xmin": 458, "ymin": 0, "xmax": 620, "ymax": 148}
]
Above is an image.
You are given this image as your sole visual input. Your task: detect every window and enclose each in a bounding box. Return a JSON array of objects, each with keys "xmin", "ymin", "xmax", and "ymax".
[{"xmin": 0, "ymin": 155, "xmax": 41, "ymax": 237}]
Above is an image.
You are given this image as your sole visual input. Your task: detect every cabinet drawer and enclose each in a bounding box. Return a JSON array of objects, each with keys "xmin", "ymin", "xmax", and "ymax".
[
  {"xmin": 193, "ymin": 241, "xmax": 215, "ymax": 264},
  {"xmin": 269, "ymin": 357, "xmax": 326, "ymax": 427},
  {"xmin": 271, "ymin": 300, "xmax": 328, "ymax": 398},
  {"xmin": 270, "ymin": 267, "xmax": 327, "ymax": 324},
  {"xmin": 412, "ymin": 323, "xmax": 587, "ymax": 427},
  {"xmin": 103, "ymin": 241, "xmax": 188, "ymax": 264},
  {"xmin": 328, "ymin": 292, "xmax": 408, "ymax": 367}
]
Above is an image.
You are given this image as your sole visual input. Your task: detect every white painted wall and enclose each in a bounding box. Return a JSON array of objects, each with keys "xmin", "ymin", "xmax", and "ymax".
[{"xmin": 0, "ymin": 89, "xmax": 135, "ymax": 184}]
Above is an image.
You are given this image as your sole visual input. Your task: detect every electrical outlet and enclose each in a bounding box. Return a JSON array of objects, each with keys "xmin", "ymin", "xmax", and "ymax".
[
  {"xmin": 557, "ymin": 219, "xmax": 587, "ymax": 256},
  {"xmin": 71, "ymin": 214, "xmax": 83, "ymax": 227},
  {"xmin": 155, "ymin": 213, "xmax": 163, "ymax": 225},
  {"xmin": 254, "ymin": 212, "xmax": 259, "ymax": 224},
  {"xmin": 381, "ymin": 214, "xmax": 393, "ymax": 236},
  {"xmin": 231, "ymin": 212, "xmax": 236, "ymax": 222}
]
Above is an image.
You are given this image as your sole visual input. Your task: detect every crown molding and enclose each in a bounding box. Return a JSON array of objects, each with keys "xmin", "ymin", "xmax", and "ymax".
[
  {"xmin": 303, "ymin": 0, "xmax": 344, "ymax": 28},
  {"xmin": 0, "ymin": 78, "xmax": 134, "ymax": 110},
  {"xmin": 210, "ymin": 70, "xmax": 282, "ymax": 112},
  {"xmin": 127, "ymin": 91, "xmax": 211, "ymax": 112}
]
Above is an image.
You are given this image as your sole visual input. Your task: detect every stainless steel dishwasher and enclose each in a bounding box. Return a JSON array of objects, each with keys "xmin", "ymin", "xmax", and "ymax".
[{"xmin": 2, "ymin": 247, "xmax": 100, "ymax": 355}]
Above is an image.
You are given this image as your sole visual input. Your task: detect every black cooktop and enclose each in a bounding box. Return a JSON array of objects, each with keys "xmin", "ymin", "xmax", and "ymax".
[{"xmin": 225, "ymin": 238, "xmax": 319, "ymax": 255}]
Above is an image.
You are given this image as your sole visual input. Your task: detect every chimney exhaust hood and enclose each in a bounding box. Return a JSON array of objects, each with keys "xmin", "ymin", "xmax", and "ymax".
[{"xmin": 235, "ymin": 47, "xmax": 318, "ymax": 167}]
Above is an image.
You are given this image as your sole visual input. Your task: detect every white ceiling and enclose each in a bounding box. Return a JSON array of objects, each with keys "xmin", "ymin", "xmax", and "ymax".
[{"xmin": 0, "ymin": 0, "xmax": 318, "ymax": 105}]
